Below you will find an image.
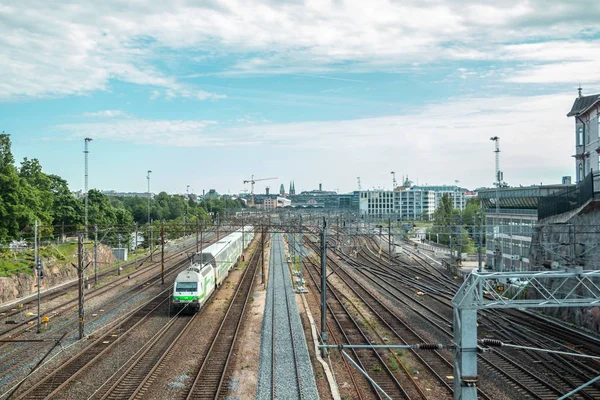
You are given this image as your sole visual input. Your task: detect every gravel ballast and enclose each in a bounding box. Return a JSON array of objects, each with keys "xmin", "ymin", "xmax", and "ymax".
[{"xmin": 256, "ymin": 234, "xmax": 319, "ymax": 399}]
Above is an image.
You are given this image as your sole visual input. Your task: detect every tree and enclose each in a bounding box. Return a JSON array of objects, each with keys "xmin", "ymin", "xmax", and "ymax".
[{"xmin": 462, "ymin": 198, "xmax": 481, "ymax": 235}]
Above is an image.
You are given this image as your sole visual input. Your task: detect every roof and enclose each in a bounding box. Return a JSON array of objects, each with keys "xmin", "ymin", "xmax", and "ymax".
[{"xmin": 567, "ymin": 94, "xmax": 600, "ymax": 117}]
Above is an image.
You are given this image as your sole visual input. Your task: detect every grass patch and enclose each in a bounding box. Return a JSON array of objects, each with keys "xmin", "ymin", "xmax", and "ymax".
[
  {"xmin": 388, "ymin": 354, "xmax": 399, "ymax": 371},
  {"xmin": 0, "ymin": 258, "xmax": 33, "ymax": 277}
]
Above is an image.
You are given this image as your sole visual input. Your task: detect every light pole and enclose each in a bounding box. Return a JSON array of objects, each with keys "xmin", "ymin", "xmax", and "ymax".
[
  {"xmin": 454, "ymin": 179, "xmax": 460, "ymax": 210},
  {"xmin": 84, "ymin": 138, "xmax": 92, "ymax": 239},
  {"xmin": 147, "ymin": 170, "xmax": 152, "ymax": 258},
  {"xmin": 185, "ymin": 185, "xmax": 191, "ymax": 236}
]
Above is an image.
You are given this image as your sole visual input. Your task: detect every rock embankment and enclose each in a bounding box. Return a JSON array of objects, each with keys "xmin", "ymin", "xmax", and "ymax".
[{"xmin": 0, "ymin": 244, "xmax": 115, "ymax": 304}]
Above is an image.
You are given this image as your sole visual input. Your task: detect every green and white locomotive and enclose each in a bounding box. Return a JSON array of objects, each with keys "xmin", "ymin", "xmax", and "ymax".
[{"xmin": 172, "ymin": 226, "xmax": 254, "ymax": 312}]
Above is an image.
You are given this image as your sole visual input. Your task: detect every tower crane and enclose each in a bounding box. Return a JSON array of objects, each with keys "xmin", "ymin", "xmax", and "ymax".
[
  {"xmin": 391, "ymin": 171, "xmax": 396, "ymax": 189},
  {"xmin": 243, "ymin": 175, "xmax": 277, "ymax": 207},
  {"xmin": 357, "ymin": 176, "xmax": 361, "ymax": 190}
]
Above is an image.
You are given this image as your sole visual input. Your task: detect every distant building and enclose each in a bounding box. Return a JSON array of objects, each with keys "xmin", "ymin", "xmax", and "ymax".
[
  {"xmin": 264, "ymin": 198, "xmax": 277, "ymax": 210},
  {"xmin": 358, "ymin": 184, "xmax": 463, "ymax": 220},
  {"xmin": 204, "ymin": 189, "xmax": 220, "ymax": 200},
  {"xmin": 412, "ymin": 185, "xmax": 467, "ymax": 210},
  {"xmin": 359, "ymin": 190, "xmax": 394, "ymax": 218},
  {"xmin": 279, "ymin": 184, "xmax": 285, "ymax": 197},
  {"xmin": 478, "ymin": 184, "xmax": 572, "ymax": 272},
  {"xmin": 567, "ymin": 88, "xmax": 600, "ymax": 182},
  {"xmin": 395, "ymin": 189, "xmax": 435, "ymax": 220},
  {"xmin": 277, "ymin": 196, "xmax": 291, "ymax": 207},
  {"xmin": 289, "ymin": 181, "xmax": 296, "ymax": 195},
  {"xmin": 101, "ymin": 190, "xmax": 154, "ymax": 198}
]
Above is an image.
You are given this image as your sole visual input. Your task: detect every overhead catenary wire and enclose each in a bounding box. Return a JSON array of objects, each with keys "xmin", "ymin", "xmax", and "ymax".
[{"xmin": 479, "ymin": 339, "xmax": 600, "ymax": 360}]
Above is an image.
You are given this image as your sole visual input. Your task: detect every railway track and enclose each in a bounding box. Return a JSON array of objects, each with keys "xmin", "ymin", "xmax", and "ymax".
[
  {"xmin": 2, "ymin": 234, "xmax": 229, "ymax": 398},
  {"xmin": 0, "ymin": 232, "xmax": 217, "ymax": 342},
  {"xmin": 353, "ymin": 235, "xmax": 600, "ymax": 399},
  {"xmin": 0, "ymin": 233, "xmax": 224, "ymax": 391},
  {"xmin": 256, "ymin": 234, "xmax": 318, "ymax": 400},
  {"xmin": 97, "ymin": 313, "xmax": 195, "ymax": 400},
  {"xmin": 0, "ymin": 254, "xmax": 213, "ymax": 392},
  {"xmin": 0, "ymin": 231, "xmax": 217, "ymax": 326},
  {"xmin": 185, "ymin": 239, "xmax": 261, "ymax": 399},
  {"xmin": 302, "ymin": 255, "xmax": 414, "ymax": 399},
  {"xmin": 14, "ymin": 289, "xmax": 173, "ymax": 400}
]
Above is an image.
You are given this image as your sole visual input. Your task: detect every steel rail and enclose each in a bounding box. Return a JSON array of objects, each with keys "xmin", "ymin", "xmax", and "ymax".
[
  {"xmin": 302, "ymin": 257, "xmax": 411, "ymax": 400},
  {"xmin": 185, "ymin": 238, "xmax": 261, "ymax": 399}
]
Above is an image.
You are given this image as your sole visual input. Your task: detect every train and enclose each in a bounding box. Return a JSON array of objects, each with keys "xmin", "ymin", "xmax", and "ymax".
[{"xmin": 172, "ymin": 226, "xmax": 254, "ymax": 312}]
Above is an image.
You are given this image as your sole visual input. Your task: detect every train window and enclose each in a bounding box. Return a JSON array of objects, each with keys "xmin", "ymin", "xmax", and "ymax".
[{"xmin": 176, "ymin": 282, "xmax": 198, "ymax": 292}]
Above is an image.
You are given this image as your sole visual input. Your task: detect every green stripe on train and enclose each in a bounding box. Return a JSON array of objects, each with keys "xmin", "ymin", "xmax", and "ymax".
[{"xmin": 174, "ymin": 296, "xmax": 200, "ymax": 301}]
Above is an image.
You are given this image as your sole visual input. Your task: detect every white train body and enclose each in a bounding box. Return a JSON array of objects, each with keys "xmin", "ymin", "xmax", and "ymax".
[{"xmin": 172, "ymin": 226, "xmax": 254, "ymax": 312}]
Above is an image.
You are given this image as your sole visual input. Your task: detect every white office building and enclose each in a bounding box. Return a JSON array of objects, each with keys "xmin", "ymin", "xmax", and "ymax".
[
  {"xmin": 394, "ymin": 189, "xmax": 435, "ymax": 220},
  {"xmin": 359, "ymin": 190, "xmax": 395, "ymax": 217}
]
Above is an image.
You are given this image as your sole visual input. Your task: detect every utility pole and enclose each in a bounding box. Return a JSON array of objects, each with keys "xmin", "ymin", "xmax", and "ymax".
[
  {"xmin": 84, "ymin": 138, "xmax": 92, "ymax": 239},
  {"xmin": 261, "ymin": 225, "xmax": 265, "ymax": 285},
  {"xmin": 161, "ymin": 224, "xmax": 165, "ymax": 285},
  {"xmin": 449, "ymin": 223, "xmax": 454, "ymax": 274},
  {"xmin": 34, "ymin": 220, "xmax": 40, "ymax": 333},
  {"xmin": 320, "ymin": 217, "xmax": 328, "ymax": 358},
  {"xmin": 94, "ymin": 225, "xmax": 98, "ymax": 284},
  {"xmin": 299, "ymin": 215, "xmax": 303, "ymax": 280},
  {"xmin": 134, "ymin": 223, "xmax": 138, "ymax": 262},
  {"xmin": 117, "ymin": 233, "xmax": 122, "ymax": 276},
  {"xmin": 388, "ymin": 217, "xmax": 392, "ymax": 265},
  {"xmin": 186, "ymin": 185, "xmax": 190, "ymax": 237},
  {"xmin": 77, "ymin": 233, "xmax": 84, "ymax": 340},
  {"xmin": 196, "ymin": 220, "xmax": 200, "ymax": 253},
  {"xmin": 336, "ymin": 215, "xmax": 340, "ymax": 247},
  {"xmin": 147, "ymin": 170, "xmax": 152, "ymax": 260},
  {"xmin": 242, "ymin": 213, "xmax": 245, "ymax": 261},
  {"xmin": 475, "ymin": 215, "xmax": 483, "ymax": 272}
]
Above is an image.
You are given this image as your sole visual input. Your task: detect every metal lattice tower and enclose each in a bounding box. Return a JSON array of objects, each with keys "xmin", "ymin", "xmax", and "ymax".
[
  {"xmin": 490, "ymin": 136, "xmax": 502, "ymax": 189},
  {"xmin": 84, "ymin": 137, "xmax": 92, "ymax": 238},
  {"xmin": 490, "ymin": 136, "xmax": 502, "ymax": 273}
]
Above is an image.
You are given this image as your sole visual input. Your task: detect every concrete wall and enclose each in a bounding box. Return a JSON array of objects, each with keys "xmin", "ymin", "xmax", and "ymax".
[{"xmin": 530, "ymin": 208, "xmax": 600, "ymax": 332}]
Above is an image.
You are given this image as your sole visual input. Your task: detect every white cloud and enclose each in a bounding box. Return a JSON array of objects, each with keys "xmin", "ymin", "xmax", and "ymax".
[
  {"xmin": 2, "ymin": 1, "xmax": 600, "ymax": 101},
  {"xmin": 55, "ymin": 119, "xmax": 238, "ymax": 147},
  {"xmin": 83, "ymin": 110, "xmax": 128, "ymax": 118},
  {"xmin": 53, "ymin": 92, "xmax": 576, "ymax": 189}
]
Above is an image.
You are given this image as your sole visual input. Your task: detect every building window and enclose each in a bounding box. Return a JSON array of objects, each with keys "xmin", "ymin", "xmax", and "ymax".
[
  {"xmin": 585, "ymin": 158, "xmax": 590, "ymax": 174},
  {"xmin": 578, "ymin": 125, "xmax": 584, "ymax": 146},
  {"xmin": 579, "ymin": 163, "xmax": 583, "ymax": 181},
  {"xmin": 586, "ymin": 123, "xmax": 590, "ymax": 145}
]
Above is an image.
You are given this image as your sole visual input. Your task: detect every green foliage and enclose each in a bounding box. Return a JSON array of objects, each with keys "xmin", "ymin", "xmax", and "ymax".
[
  {"xmin": 428, "ymin": 194, "xmax": 478, "ymax": 254},
  {"xmin": 0, "ymin": 135, "xmax": 244, "ymax": 250}
]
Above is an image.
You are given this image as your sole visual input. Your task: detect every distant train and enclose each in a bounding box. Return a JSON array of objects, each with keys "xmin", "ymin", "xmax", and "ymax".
[{"xmin": 172, "ymin": 226, "xmax": 254, "ymax": 312}]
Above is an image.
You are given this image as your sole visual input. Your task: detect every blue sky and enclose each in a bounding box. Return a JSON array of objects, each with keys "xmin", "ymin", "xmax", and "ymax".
[{"xmin": 2, "ymin": 1, "xmax": 600, "ymax": 195}]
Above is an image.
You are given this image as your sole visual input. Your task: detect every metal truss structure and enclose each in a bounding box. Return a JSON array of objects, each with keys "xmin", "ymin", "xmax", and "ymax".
[{"xmin": 452, "ymin": 269, "xmax": 600, "ymax": 400}]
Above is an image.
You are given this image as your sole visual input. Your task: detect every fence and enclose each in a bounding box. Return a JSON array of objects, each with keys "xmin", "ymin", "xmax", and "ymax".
[{"xmin": 538, "ymin": 172, "xmax": 595, "ymax": 219}]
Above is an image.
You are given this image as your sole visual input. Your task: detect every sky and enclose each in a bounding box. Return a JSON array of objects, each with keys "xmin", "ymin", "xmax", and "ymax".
[{"xmin": 2, "ymin": 0, "xmax": 600, "ymax": 195}]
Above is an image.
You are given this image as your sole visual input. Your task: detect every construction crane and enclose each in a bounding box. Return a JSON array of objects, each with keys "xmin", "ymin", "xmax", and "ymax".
[
  {"xmin": 243, "ymin": 175, "xmax": 277, "ymax": 206},
  {"xmin": 391, "ymin": 171, "xmax": 396, "ymax": 189},
  {"xmin": 357, "ymin": 176, "xmax": 361, "ymax": 190}
]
